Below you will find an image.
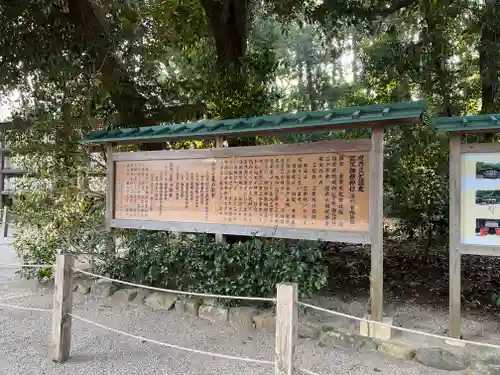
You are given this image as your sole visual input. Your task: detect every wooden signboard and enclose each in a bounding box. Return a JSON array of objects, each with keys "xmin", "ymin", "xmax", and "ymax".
[
  {"xmin": 455, "ymin": 143, "xmax": 500, "ymax": 252},
  {"xmin": 110, "ymin": 140, "xmax": 372, "ymax": 243},
  {"xmin": 448, "ymin": 140, "xmax": 500, "ymax": 337}
]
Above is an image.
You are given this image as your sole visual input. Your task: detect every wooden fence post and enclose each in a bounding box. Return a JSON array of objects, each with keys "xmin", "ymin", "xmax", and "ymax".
[
  {"xmin": 51, "ymin": 253, "xmax": 74, "ymax": 363},
  {"xmin": 106, "ymin": 143, "xmax": 116, "ymax": 253},
  {"xmin": 215, "ymin": 136, "xmax": 227, "ymax": 245},
  {"xmin": 275, "ymin": 283, "xmax": 298, "ymax": 375},
  {"xmin": 1, "ymin": 205, "xmax": 8, "ymax": 237},
  {"xmin": 449, "ymin": 133, "xmax": 461, "ymax": 338},
  {"xmin": 370, "ymin": 126, "xmax": 384, "ymax": 322}
]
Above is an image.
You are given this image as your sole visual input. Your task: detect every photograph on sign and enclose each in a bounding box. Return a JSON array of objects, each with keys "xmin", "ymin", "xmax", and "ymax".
[
  {"xmin": 461, "ymin": 153, "xmax": 500, "ymax": 246},
  {"xmin": 113, "ymin": 148, "xmax": 371, "ymax": 235},
  {"xmin": 475, "ymin": 218, "xmax": 500, "ymax": 237},
  {"xmin": 475, "ymin": 190, "xmax": 500, "ymax": 205},
  {"xmin": 476, "ymin": 161, "xmax": 500, "ymax": 179}
]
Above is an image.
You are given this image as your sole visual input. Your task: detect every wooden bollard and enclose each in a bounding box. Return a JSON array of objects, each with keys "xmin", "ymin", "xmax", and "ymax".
[
  {"xmin": 1, "ymin": 206, "xmax": 8, "ymax": 238},
  {"xmin": 275, "ymin": 283, "xmax": 298, "ymax": 375},
  {"xmin": 51, "ymin": 253, "xmax": 74, "ymax": 362}
]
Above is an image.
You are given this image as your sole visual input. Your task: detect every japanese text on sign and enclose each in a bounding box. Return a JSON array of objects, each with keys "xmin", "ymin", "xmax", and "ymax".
[{"xmin": 114, "ymin": 151, "xmax": 370, "ymax": 232}]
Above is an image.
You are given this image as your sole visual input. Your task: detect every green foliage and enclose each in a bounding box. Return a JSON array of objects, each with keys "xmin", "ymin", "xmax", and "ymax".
[
  {"xmin": 94, "ymin": 231, "xmax": 328, "ymax": 301},
  {"xmin": 492, "ymin": 294, "xmax": 500, "ymax": 307},
  {"xmin": 156, "ymin": 14, "xmax": 281, "ymax": 121},
  {"xmin": 13, "ymin": 192, "xmax": 110, "ymax": 280},
  {"xmin": 5, "ymin": 0, "xmax": 500, "ymax": 285},
  {"xmin": 7, "ymin": 100, "xmax": 111, "ymax": 279},
  {"xmin": 384, "ymin": 119, "xmax": 449, "ymax": 242}
]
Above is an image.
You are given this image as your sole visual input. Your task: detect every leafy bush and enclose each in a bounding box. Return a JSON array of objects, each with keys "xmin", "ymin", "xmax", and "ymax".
[
  {"xmin": 8, "ymin": 111, "xmax": 111, "ymax": 280},
  {"xmin": 384, "ymin": 119, "xmax": 449, "ymax": 246},
  {"xmin": 93, "ymin": 230, "xmax": 328, "ymax": 301},
  {"xmin": 13, "ymin": 190, "xmax": 111, "ymax": 280}
]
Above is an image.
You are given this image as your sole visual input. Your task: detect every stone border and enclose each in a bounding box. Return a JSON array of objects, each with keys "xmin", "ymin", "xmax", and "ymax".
[{"xmin": 77, "ymin": 279, "xmax": 500, "ymax": 374}]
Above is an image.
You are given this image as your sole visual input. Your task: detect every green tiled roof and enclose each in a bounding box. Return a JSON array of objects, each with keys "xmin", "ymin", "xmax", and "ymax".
[
  {"xmin": 434, "ymin": 114, "xmax": 500, "ymax": 133},
  {"xmin": 81, "ymin": 100, "xmax": 426, "ymax": 145}
]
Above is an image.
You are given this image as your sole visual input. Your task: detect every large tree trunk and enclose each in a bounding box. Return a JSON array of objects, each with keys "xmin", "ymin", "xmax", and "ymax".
[
  {"xmin": 351, "ymin": 25, "xmax": 359, "ymax": 84},
  {"xmin": 200, "ymin": 0, "xmax": 258, "ymax": 149},
  {"xmin": 479, "ymin": 0, "xmax": 500, "ymax": 114},
  {"xmin": 200, "ymin": 0, "xmax": 250, "ymax": 66},
  {"xmin": 200, "ymin": 0, "xmax": 254, "ymax": 101},
  {"xmin": 422, "ymin": 1, "xmax": 453, "ymax": 117},
  {"xmin": 306, "ymin": 59, "xmax": 317, "ymax": 111}
]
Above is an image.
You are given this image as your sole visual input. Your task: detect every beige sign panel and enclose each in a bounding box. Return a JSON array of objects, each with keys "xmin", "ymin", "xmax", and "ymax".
[{"xmin": 114, "ymin": 150, "xmax": 370, "ymax": 233}]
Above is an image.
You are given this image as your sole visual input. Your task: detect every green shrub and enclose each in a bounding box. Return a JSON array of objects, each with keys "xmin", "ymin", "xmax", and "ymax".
[
  {"xmin": 13, "ymin": 190, "xmax": 111, "ymax": 280},
  {"xmin": 93, "ymin": 230, "xmax": 328, "ymax": 301}
]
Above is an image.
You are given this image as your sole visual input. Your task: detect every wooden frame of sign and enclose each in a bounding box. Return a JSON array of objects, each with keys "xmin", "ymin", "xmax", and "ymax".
[
  {"xmin": 105, "ymin": 131, "xmax": 385, "ymax": 321},
  {"xmin": 448, "ymin": 137, "xmax": 500, "ymax": 338}
]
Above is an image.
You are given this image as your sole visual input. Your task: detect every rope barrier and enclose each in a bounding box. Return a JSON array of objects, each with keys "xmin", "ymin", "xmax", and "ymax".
[
  {"xmin": 299, "ymin": 368, "xmax": 322, "ymax": 375},
  {"xmin": 6, "ymin": 258, "xmax": 500, "ymax": 368},
  {"xmin": 0, "ymin": 302, "xmax": 51, "ymax": 313},
  {"xmin": 298, "ymin": 301, "xmax": 500, "ymax": 350},
  {"xmin": 69, "ymin": 313, "xmax": 275, "ymax": 366},
  {"xmin": 0, "ymin": 293, "xmax": 36, "ymax": 302},
  {"xmin": 72, "ymin": 268, "xmax": 276, "ymax": 302},
  {"xmin": 0, "ymin": 263, "xmax": 54, "ymax": 269}
]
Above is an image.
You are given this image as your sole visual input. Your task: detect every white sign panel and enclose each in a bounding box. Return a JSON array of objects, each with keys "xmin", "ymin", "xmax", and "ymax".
[{"xmin": 461, "ymin": 152, "xmax": 500, "ymax": 246}]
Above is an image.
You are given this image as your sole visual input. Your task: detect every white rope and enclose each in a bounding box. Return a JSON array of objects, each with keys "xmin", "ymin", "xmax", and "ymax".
[
  {"xmin": 69, "ymin": 313, "xmax": 275, "ymax": 366},
  {"xmin": 0, "ymin": 263, "xmax": 54, "ymax": 269},
  {"xmin": 298, "ymin": 302, "xmax": 500, "ymax": 350},
  {"xmin": 72, "ymin": 268, "xmax": 276, "ymax": 302},
  {"xmin": 299, "ymin": 368, "xmax": 322, "ymax": 375},
  {"xmin": 0, "ymin": 293, "xmax": 35, "ymax": 302},
  {"xmin": 0, "ymin": 302, "xmax": 51, "ymax": 313}
]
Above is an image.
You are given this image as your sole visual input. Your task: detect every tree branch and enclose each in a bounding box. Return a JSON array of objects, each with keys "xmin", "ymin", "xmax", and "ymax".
[{"xmin": 317, "ymin": 0, "xmax": 417, "ymax": 23}]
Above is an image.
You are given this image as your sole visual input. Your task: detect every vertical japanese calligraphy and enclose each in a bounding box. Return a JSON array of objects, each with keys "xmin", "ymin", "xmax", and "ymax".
[{"xmin": 114, "ymin": 150, "xmax": 370, "ymax": 232}]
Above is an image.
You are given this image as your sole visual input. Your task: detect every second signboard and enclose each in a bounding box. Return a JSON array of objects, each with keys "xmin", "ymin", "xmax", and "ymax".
[{"xmin": 461, "ymin": 152, "xmax": 500, "ymax": 246}]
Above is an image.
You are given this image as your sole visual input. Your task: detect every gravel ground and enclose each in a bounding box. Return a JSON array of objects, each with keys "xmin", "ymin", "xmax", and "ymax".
[{"xmin": 0, "ymin": 237, "xmax": 460, "ymax": 375}]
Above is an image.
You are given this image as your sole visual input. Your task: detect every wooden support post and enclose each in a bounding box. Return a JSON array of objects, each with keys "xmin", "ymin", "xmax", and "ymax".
[
  {"xmin": 449, "ymin": 133, "xmax": 461, "ymax": 338},
  {"xmin": 275, "ymin": 283, "xmax": 298, "ymax": 375},
  {"xmin": 106, "ymin": 143, "xmax": 116, "ymax": 252},
  {"xmin": 51, "ymin": 253, "xmax": 74, "ymax": 363},
  {"xmin": 0, "ymin": 127, "xmax": 6, "ymax": 211},
  {"xmin": 76, "ymin": 171, "xmax": 88, "ymax": 201},
  {"xmin": 215, "ymin": 136, "xmax": 226, "ymax": 245},
  {"xmin": 1, "ymin": 205, "xmax": 8, "ymax": 238},
  {"xmin": 370, "ymin": 126, "xmax": 384, "ymax": 322},
  {"xmin": 214, "ymin": 233, "xmax": 226, "ymax": 244}
]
